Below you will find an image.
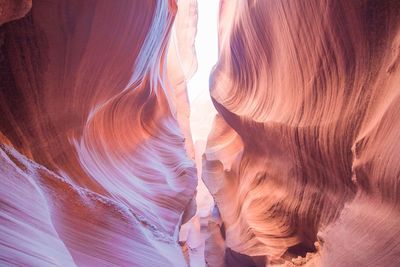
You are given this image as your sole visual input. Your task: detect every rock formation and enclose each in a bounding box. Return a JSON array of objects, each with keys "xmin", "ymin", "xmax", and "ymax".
[
  {"xmin": 204, "ymin": 0, "xmax": 400, "ymax": 266},
  {"xmin": 1, "ymin": 0, "xmax": 400, "ymax": 266},
  {"xmin": 1, "ymin": 0, "xmax": 196, "ymax": 266}
]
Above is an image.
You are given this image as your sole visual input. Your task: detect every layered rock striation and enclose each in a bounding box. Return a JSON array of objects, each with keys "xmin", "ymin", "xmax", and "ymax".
[
  {"xmin": 2, "ymin": 0, "xmax": 400, "ymax": 266},
  {"xmin": 0, "ymin": 0, "xmax": 197, "ymax": 266},
  {"xmin": 204, "ymin": 0, "xmax": 400, "ymax": 265}
]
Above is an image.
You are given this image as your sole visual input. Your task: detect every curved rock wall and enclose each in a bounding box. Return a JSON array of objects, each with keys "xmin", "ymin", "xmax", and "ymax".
[
  {"xmin": 204, "ymin": 0, "xmax": 400, "ymax": 265},
  {"xmin": 2, "ymin": 0, "xmax": 400, "ymax": 266},
  {"xmin": 0, "ymin": 0, "xmax": 197, "ymax": 266}
]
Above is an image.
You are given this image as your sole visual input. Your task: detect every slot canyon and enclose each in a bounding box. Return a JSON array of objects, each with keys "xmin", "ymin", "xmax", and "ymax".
[{"xmin": 1, "ymin": 0, "xmax": 400, "ymax": 266}]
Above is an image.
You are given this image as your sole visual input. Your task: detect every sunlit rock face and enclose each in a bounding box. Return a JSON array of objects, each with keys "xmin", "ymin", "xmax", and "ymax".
[
  {"xmin": 167, "ymin": 0, "xmax": 198, "ymax": 163},
  {"xmin": 204, "ymin": 0, "xmax": 400, "ymax": 266},
  {"xmin": 0, "ymin": 0, "xmax": 197, "ymax": 266}
]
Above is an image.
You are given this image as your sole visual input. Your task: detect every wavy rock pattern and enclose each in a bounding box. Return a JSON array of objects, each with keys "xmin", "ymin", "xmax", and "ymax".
[
  {"xmin": 204, "ymin": 0, "xmax": 400, "ymax": 265},
  {"xmin": 0, "ymin": 0, "xmax": 197, "ymax": 266},
  {"xmin": 2, "ymin": 0, "xmax": 400, "ymax": 266}
]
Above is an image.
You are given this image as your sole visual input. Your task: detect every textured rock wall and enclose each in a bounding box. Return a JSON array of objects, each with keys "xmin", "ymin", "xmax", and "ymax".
[
  {"xmin": 2, "ymin": 0, "xmax": 400, "ymax": 266},
  {"xmin": 0, "ymin": 0, "xmax": 197, "ymax": 266},
  {"xmin": 204, "ymin": 0, "xmax": 400, "ymax": 265}
]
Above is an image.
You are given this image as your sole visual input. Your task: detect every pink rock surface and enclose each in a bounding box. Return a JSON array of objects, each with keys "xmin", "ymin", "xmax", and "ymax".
[
  {"xmin": 203, "ymin": 0, "xmax": 400, "ymax": 265},
  {"xmin": 2, "ymin": 0, "xmax": 400, "ymax": 266},
  {"xmin": 0, "ymin": 0, "xmax": 31, "ymax": 25},
  {"xmin": 0, "ymin": 0, "xmax": 196, "ymax": 266}
]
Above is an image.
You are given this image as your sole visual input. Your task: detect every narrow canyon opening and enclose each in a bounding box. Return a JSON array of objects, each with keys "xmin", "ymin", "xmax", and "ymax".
[{"xmin": 178, "ymin": 0, "xmax": 219, "ymax": 266}]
